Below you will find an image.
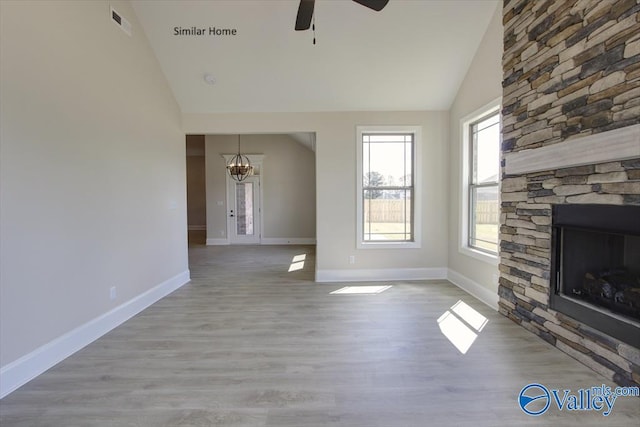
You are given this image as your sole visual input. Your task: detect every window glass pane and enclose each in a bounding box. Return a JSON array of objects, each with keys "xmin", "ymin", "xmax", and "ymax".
[
  {"xmin": 470, "ymin": 185, "xmax": 498, "ymax": 253},
  {"xmin": 404, "ymin": 141, "xmax": 412, "ymax": 186},
  {"xmin": 363, "ymin": 141, "xmax": 370, "ymax": 178},
  {"xmin": 363, "ymin": 189, "xmax": 412, "ymax": 242},
  {"xmin": 472, "ymin": 114, "xmax": 500, "ymax": 185},
  {"xmin": 476, "ymin": 114, "xmax": 499, "ymax": 130},
  {"xmin": 363, "ymin": 135, "xmax": 412, "ymax": 187},
  {"xmin": 367, "ymin": 134, "xmax": 407, "ymax": 143},
  {"xmin": 368, "ymin": 142, "xmax": 405, "ymax": 185},
  {"xmin": 236, "ymin": 182, "xmax": 254, "ymax": 236}
]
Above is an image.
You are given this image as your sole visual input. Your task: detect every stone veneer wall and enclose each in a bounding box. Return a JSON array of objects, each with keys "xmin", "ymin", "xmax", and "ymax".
[{"xmin": 500, "ymin": 0, "xmax": 640, "ymax": 387}]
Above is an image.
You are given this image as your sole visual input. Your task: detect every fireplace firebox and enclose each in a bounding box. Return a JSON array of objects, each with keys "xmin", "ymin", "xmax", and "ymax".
[{"xmin": 550, "ymin": 204, "xmax": 640, "ymax": 349}]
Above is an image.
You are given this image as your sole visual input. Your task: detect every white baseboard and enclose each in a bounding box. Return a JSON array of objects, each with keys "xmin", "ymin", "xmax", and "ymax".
[
  {"xmin": 206, "ymin": 238, "xmax": 229, "ymax": 245},
  {"xmin": 261, "ymin": 238, "xmax": 316, "ymax": 245},
  {"xmin": 188, "ymin": 225, "xmax": 206, "ymax": 231},
  {"xmin": 447, "ymin": 269, "xmax": 499, "ymax": 311},
  {"xmin": 0, "ymin": 270, "xmax": 190, "ymax": 399},
  {"xmin": 206, "ymin": 238, "xmax": 315, "ymax": 246},
  {"xmin": 316, "ymin": 267, "xmax": 447, "ymax": 283}
]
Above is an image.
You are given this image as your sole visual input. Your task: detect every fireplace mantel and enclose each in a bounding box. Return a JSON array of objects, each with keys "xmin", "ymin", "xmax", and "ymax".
[{"xmin": 504, "ymin": 124, "xmax": 640, "ymax": 175}]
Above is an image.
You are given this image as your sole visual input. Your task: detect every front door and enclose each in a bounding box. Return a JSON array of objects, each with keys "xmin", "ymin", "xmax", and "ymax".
[{"xmin": 228, "ymin": 176, "xmax": 261, "ymax": 244}]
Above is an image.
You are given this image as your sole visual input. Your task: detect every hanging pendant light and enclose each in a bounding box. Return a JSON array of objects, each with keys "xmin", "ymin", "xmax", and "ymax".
[{"xmin": 226, "ymin": 135, "xmax": 253, "ymax": 182}]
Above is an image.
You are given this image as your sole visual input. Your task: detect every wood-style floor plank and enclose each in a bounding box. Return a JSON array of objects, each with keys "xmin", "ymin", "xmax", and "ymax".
[{"xmin": 1, "ymin": 243, "xmax": 638, "ymax": 426}]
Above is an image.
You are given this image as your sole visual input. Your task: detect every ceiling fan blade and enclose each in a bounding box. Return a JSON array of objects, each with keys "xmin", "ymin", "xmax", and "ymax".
[
  {"xmin": 352, "ymin": 0, "xmax": 389, "ymax": 12},
  {"xmin": 295, "ymin": 0, "xmax": 315, "ymax": 31}
]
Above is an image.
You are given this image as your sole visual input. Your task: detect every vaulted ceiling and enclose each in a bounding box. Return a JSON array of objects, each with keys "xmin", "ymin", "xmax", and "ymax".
[{"xmin": 132, "ymin": 0, "xmax": 499, "ymax": 114}]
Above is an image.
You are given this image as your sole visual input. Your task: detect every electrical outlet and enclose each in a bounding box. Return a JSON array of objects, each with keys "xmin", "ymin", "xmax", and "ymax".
[
  {"xmin": 110, "ymin": 286, "xmax": 117, "ymax": 300},
  {"xmin": 349, "ymin": 255, "xmax": 355, "ymax": 264}
]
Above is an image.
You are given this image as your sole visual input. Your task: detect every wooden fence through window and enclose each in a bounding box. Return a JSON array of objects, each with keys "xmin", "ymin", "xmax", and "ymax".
[{"xmin": 364, "ymin": 199, "xmax": 499, "ymax": 223}]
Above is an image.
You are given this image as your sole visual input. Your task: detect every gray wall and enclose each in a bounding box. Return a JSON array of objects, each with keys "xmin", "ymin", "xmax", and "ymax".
[
  {"xmin": 447, "ymin": 3, "xmax": 503, "ymax": 305},
  {"xmin": 0, "ymin": 0, "xmax": 187, "ymax": 368}
]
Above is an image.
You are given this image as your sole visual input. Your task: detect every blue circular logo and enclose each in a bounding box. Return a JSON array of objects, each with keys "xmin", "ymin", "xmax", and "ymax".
[{"xmin": 518, "ymin": 383, "xmax": 550, "ymax": 416}]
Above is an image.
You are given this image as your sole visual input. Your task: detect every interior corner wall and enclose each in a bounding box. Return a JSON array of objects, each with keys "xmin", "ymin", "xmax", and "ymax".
[
  {"xmin": 204, "ymin": 134, "xmax": 316, "ymax": 242},
  {"xmin": 0, "ymin": 0, "xmax": 187, "ymax": 388},
  {"xmin": 447, "ymin": 3, "xmax": 503, "ymax": 306}
]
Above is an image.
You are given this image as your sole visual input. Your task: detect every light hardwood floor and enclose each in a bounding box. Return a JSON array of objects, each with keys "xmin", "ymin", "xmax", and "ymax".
[{"xmin": 1, "ymin": 243, "xmax": 638, "ymax": 426}]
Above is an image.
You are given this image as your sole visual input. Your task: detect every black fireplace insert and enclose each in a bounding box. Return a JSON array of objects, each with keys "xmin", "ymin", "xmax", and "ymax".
[{"xmin": 550, "ymin": 204, "xmax": 640, "ymax": 349}]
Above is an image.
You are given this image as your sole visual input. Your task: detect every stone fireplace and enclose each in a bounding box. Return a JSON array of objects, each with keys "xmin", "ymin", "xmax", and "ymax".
[
  {"xmin": 499, "ymin": 126, "xmax": 640, "ymax": 387},
  {"xmin": 501, "ymin": 0, "xmax": 640, "ymax": 387}
]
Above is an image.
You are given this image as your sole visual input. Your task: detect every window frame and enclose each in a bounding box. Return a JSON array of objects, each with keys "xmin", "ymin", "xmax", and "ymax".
[
  {"xmin": 459, "ymin": 99, "xmax": 501, "ymax": 265},
  {"xmin": 356, "ymin": 126, "xmax": 422, "ymax": 249}
]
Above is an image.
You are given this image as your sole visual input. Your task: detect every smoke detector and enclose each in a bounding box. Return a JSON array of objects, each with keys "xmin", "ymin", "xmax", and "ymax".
[{"xmin": 204, "ymin": 73, "xmax": 216, "ymax": 85}]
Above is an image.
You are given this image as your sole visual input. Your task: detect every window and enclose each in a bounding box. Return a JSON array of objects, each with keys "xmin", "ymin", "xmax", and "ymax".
[
  {"xmin": 468, "ymin": 112, "xmax": 500, "ymax": 254},
  {"xmin": 356, "ymin": 126, "xmax": 421, "ymax": 249},
  {"xmin": 460, "ymin": 100, "xmax": 501, "ymax": 263}
]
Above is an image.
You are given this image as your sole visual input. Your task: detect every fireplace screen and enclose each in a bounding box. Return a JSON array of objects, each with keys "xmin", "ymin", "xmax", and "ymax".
[
  {"xmin": 551, "ymin": 204, "xmax": 640, "ymax": 348},
  {"xmin": 559, "ymin": 227, "xmax": 640, "ymax": 321}
]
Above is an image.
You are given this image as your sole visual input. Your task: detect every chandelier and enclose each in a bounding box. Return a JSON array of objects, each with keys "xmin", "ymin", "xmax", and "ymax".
[{"xmin": 226, "ymin": 135, "xmax": 253, "ymax": 182}]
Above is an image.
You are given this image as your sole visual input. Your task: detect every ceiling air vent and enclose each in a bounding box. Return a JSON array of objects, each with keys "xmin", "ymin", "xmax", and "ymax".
[{"xmin": 110, "ymin": 6, "xmax": 132, "ymax": 36}]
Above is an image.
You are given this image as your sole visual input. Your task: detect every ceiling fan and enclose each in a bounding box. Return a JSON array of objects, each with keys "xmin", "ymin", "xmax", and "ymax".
[{"xmin": 295, "ymin": 0, "xmax": 390, "ymax": 31}]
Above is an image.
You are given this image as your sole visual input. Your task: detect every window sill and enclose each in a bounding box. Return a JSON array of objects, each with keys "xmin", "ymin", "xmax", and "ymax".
[
  {"xmin": 358, "ymin": 241, "xmax": 421, "ymax": 250},
  {"xmin": 459, "ymin": 246, "xmax": 498, "ymax": 265}
]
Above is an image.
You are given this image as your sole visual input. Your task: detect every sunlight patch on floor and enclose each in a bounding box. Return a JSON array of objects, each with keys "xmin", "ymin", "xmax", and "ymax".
[
  {"xmin": 330, "ymin": 285, "xmax": 392, "ymax": 295},
  {"xmin": 437, "ymin": 300, "xmax": 488, "ymax": 354},
  {"xmin": 451, "ymin": 300, "xmax": 488, "ymax": 332},
  {"xmin": 288, "ymin": 254, "xmax": 306, "ymax": 272}
]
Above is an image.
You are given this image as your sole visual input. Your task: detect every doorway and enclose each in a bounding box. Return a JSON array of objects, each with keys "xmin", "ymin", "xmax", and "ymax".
[
  {"xmin": 186, "ymin": 135, "xmax": 206, "ymax": 246},
  {"xmin": 203, "ymin": 134, "xmax": 315, "ymax": 247},
  {"xmin": 227, "ymin": 175, "xmax": 261, "ymax": 244}
]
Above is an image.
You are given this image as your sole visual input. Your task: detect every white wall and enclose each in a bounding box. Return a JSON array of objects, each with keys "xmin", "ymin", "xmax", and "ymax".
[
  {"xmin": 205, "ymin": 134, "xmax": 316, "ymax": 242},
  {"xmin": 184, "ymin": 110, "xmax": 449, "ymax": 280},
  {"xmin": 447, "ymin": 3, "xmax": 503, "ymax": 307},
  {"xmin": 0, "ymin": 0, "xmax": 188, "ymax": 393}
]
